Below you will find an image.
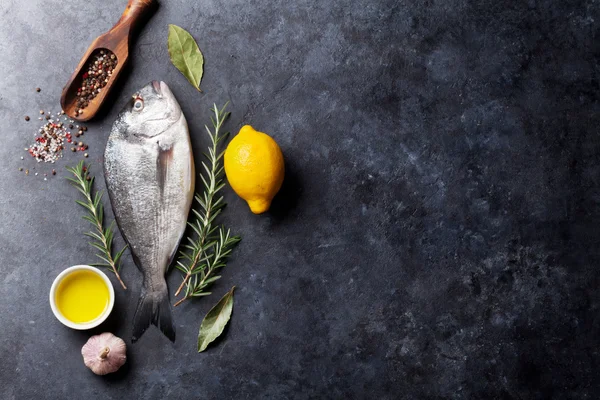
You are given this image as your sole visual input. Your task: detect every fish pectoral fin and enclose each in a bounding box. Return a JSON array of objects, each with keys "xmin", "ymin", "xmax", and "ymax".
[{"xmin": 156, "ymin": 143, "xmax": 174, "ymax": 196}]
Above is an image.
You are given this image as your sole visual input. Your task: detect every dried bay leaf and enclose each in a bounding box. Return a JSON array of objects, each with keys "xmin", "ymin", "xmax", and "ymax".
[
  {"xmin": 168, "ymin": 24, "xmax": 204, "ymax": 91},
  {"xmin": 198, "ymin": 286, "xmax": 235, "ymax": 352}
]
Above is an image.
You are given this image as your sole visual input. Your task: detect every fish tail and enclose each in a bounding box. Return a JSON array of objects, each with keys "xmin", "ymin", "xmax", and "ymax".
[{"xmin": 132, "ymin": 280, "xmax": 176, "ymax": 343}]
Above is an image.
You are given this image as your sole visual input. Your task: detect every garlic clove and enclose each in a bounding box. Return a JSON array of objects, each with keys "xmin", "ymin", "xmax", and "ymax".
[{"xmin": 81, "ymin": 332, "xmax": 126, "ymax": 375}]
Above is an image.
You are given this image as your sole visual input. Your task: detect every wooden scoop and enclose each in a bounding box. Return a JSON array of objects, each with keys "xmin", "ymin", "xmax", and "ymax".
[{"xmin": 60, "ymin": 0, "xmax": 157, "ymax": 121}]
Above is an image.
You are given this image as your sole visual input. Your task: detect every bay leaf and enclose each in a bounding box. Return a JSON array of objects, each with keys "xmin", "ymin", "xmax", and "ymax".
[
  {"xmin": 198, "ymin": 286, "xmax": 235, "ymax": 352},
  {"xmin": 168, "ymin": 24, "xmax": 204, "ymax": 91}
]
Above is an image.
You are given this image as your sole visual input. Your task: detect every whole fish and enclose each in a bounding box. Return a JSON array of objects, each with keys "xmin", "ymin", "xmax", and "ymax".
[{"xmin": 104, "ymin": 81, "xmax": 195, "ymax": 342}]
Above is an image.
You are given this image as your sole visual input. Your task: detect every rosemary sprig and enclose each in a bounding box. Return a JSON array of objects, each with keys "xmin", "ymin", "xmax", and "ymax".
[
  {"xmin": 174, "ymin": 103, "xmax": 240, "ymax": 306},
  {"xmin": 66, "ymin": 161, "xmax": 128, "ymax": 289}
]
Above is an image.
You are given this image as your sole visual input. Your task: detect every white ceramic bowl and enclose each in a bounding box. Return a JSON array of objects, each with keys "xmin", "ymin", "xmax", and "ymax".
[{"xmin": 49, "ymin": 265, "xmax": 115, "ymax": 330}]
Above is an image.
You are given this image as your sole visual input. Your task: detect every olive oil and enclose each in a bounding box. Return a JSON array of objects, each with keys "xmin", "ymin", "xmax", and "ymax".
[{"xmin": 55, "ymin": 269, "xmax": 109, "ymax": 323}]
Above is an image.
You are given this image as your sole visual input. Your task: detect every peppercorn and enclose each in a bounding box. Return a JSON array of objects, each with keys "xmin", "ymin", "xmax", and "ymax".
[
  {"xmin": 36, "ymin": 87, "xmax": 41, "ymax": 92},
  {"xmin": 25, "ymin": 116, "xmax": 30, "ymax": 121},
  {"xmin": 40, "ymin": 110, "xmax": 44, "ymax": 114},
  {"xmin": 78, "ymin": 141, "xmax": 83, "ymax": 146},
  {"xmin": 82, "ymin": 126, "xmax": 87, "ymax": 132},
  {"xmin": 76, "ymin": 50, "xmax": 117, "ymax": 112},
  {"xmin": 69, "ymin": 124, "xmax": 74, "ymax": 129},
  {"xmin": 71, "ymin": 147, "xmax": 76, "ymax": 152},
  {"xmin": 84, "ymin": 153, "xmax": 89, "ymax": 158},
  {"xmin": 52, "ymin": 169, "xmax": 56, "ymax": 175}
]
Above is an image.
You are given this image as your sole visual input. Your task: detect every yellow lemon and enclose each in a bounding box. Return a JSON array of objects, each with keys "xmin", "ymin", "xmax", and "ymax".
[{"xmin": 224, "ymin": 125, "xmax": 284, "ymax": 214}]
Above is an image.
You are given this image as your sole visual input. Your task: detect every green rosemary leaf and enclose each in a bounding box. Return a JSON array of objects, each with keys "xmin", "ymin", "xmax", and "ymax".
[
  {"xmin": 190, "ymin": 265, "xmax": 209, "ymax": 276},
  {"xmin": 75, "ymin": 200, "xmax": 93, "ymax": 212},
  {"xmin": 201, "ymin": 161, "xmax": 211, "ymax": 178},
  {"xmin": 89, "ymin": 242, "xmax": 106, "ymax": 252},
  {"xmin": 199, "ymin": 174, "xmax": 210, "ymax": 192},
  {"xmin": 192, "ymin": 208, "xmax": 203, "ymax": 220},
  {"xmin": 97, "ymin": 205, "xmax": 104, "ymax": 225},
  {"xmin": 212, "ymin": 196, "xmax": 224, "ymax": 208},
  {"xmin": 200, "ymin": 275, "xmax": 221, "ymax": 285},
  {"xmin": 93, "ymin": 191, "xmax": 102, "ymax": 209},
  {"xmin": 176, "ymin": 261, "xmax": 189, "ymax": 272},
  {"xmin": 89, "ymin": 263, "xmax": 110, "ymax": 267},
  {"xmin": 94, "ymin": 254, "xmax": 112, "ymax": 265},
  {"xmin": 207, "ymin": 209, "xmax": 222, "ymax": 225},
  {"xmin": 214, "ymin": 181, "xmax": 226, "ymax": 192},
  {"xmin": 82, "ymin": 215, "xmax": 97, "ymax": 225},
  {"xmin": 84, "ymin": 231, "xmax": 103, "ymax": 242},
  {"xmin": 192, "ymin": 291, "xmax": 212, "ymax": 297},
  {"xmin": 113, "ymin": 245, "xmax": 128, "ymax": 267},
  {"xmin": 189, "ymin": 221, "xmax": 202, "ymax": 236}
]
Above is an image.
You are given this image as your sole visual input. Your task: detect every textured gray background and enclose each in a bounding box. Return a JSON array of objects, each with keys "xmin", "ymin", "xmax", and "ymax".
[{"xmin": 1, "ymin": 0, "xmax": 599, "ymax": 398}]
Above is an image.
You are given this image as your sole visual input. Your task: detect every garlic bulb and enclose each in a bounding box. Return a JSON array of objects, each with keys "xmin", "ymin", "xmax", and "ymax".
[{"xmin": 81, "ymin": 332, "xmax": 126, "ymax": 375}]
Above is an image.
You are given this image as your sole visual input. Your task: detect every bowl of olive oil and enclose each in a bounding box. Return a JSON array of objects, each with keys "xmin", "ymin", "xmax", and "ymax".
[{"xmin": 49, "ymin": 265, "xmax": 115, "ymax": 330}]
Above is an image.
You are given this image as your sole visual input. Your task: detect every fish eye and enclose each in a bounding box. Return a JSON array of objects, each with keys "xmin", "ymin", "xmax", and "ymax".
[{"xmin": 133, "ymin": 97, "xmax": 144, "ymax": 112}]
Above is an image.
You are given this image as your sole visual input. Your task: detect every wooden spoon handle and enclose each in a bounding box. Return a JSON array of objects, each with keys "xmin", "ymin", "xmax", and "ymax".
[{"xmin": 111, "ymin": 0, "xmax": 156, "ymax": 38}]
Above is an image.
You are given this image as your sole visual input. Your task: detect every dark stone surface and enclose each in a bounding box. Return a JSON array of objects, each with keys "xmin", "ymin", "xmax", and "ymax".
[{"xmin": 1, "ymin": 0, "xmax": 599, "ymax": 398}]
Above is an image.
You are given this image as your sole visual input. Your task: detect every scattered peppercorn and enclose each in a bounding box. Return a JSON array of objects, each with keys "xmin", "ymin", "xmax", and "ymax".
[
  {"xmin": 84, "ymin": 153, "xmax": 89, "ymax": 158},
  {"xmin": 22, "ymin": 109, "xmax": 93, "ymax": 170},
  {"xmin": 27, "ymin": 113, "xmax": 69, "ymax": 163},
  {"xmin": 36, "ymin": 87, "xmax": 41, "ymax": 92},
  {"xmin": 86, "ymin": 176, "xmax": 91, "ymax": 181}
]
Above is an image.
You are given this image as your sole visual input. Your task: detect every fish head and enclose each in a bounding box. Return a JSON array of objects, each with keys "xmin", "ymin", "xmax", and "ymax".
[{"xmin": 118, "ymin": 81, "xmax": 182, "ymax": 139}]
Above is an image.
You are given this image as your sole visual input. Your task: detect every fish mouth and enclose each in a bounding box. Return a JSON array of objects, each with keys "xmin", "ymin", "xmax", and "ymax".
[{"xmin": 152, "ymin": 80, "xmax": 163, "ymax": 97}]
